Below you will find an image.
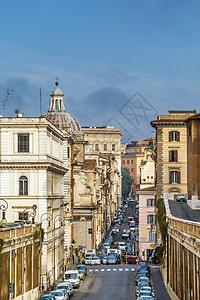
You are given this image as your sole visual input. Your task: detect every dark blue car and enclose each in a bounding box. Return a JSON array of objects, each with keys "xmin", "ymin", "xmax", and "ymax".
[{"xmin": 39, "ymin": 295, "xmax": 56, "ymax": 300}]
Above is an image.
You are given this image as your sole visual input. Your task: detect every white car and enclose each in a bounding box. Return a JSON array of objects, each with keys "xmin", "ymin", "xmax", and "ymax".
[
  {"xmin": 85, "ymin": 256, "xmax": 93, "ymax": 265},
  {"xmin": 90, "ymin": 256, "xmax": 101, "ymax": 265},
  {"xmin": 57, "ymin": 282, "xmax": 73, "ymax": 297},
  {"xmin": 51, "ymin": 289, "xmax": 68, "ymax": 300}
]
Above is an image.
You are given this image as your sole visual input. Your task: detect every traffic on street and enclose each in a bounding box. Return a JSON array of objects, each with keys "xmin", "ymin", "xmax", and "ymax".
[{"xmin": 40, "ymin": 200, "xmax": 170, "ymax": 300}]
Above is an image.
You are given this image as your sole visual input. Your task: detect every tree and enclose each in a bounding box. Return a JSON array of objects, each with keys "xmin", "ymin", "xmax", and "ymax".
[{"xmin": 121, "ymin": 167, "xmax": 133, "ymax": 198}]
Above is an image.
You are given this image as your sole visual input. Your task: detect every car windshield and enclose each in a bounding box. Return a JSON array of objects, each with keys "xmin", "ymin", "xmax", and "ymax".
[
  {"xmin": 65, "ymin": 273, "xmax": 77, "ymax": 279},
  {"xmin": 104, "ymin": 243, "xmax": 109, "ymax": 246},
  {"xmin": 92, "ymin": 257, "xmax": 99, "ymax": 260},
  {"xmin": 57, "ymin": 285, "xmax": 69, "ymax": 290},
  {"xmin": 51, "ymin": 291, "xmax": 63, "ymax": 296}
]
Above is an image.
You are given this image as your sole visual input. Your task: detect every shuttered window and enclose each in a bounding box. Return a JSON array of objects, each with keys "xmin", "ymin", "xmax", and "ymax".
[
  {"xmin": 169, "ymin": 131, "xmax": 180, "ymax": 142},
  {"xmin": 147, "ymin": 214, "xmax": 155, "ymax": 224},
  {"xmin": 169, "ymin": 150, "xmax": 178, "ymax": 162},
  {"xmin": 169, "ymin": 171, "xmax": 181, "ymax": 184}
]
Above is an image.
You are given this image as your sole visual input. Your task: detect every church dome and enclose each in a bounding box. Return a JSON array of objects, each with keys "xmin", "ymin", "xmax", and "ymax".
[
  {"xmin": 41, "ymin": 80, "xmax": 83, "ymax": 135},
  {"xmin": 42, "ymin": 111, "xmax": 83, "ymax": 134}
]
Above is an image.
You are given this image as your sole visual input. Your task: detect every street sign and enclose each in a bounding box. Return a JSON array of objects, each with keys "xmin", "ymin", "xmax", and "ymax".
[
  {"xmin": 9, "ymin": 283, "xmax": 14, "ymax": 293},
  {"xmin": 32, "ymin": 204, "xmax": 37, "ymax": 210},
  {"xmin": 150, "ymin": 244, "xmax": 155, "ymax": 248},
  {"xmin": 88, "ymin": 228, "xmax": 92, "ymax": 234}
]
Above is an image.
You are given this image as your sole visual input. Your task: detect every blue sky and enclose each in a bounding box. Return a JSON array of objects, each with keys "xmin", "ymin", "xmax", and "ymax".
[{"xmin": 1, "ymin": 0, "xmax": 200, "ymax": 141}]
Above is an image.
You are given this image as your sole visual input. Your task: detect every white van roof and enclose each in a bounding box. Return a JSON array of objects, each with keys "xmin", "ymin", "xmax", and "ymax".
[{"xmin": 65, "ymin": 270, "xmax": 79, "ymax": 274}]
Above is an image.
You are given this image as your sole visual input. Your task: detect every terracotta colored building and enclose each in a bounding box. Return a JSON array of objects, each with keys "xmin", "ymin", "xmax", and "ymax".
[{"xmin": 185, "ymin": 114, "xmax": 200, "ymax": 200}]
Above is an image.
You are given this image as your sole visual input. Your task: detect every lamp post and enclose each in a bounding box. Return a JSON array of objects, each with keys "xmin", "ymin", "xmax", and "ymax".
[
  {"xmin": 53, "ymin": 214, "xmax": 64, "ymax": 289},
  {"xmin": 21, "ymin": 206, "xmax": 37, "ymax": 300},
  {"xmin": 0, "ymin": 198, "xmax": 8, "ymax": 224},
  {"xmin": 39, "ymin": 213, "xmax": 52, "ymax": 296}
]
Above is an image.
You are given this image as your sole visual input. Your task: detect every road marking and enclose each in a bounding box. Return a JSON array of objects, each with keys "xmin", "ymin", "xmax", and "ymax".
[
  {"xmin": 95, "ymin": 269, "xmax": 98, "ymax": 272},
  {"xmin": 89, "ymin": 270, "xmax": 92, "ymax": 272},
  {"xmin": 119, "ymin": 268, "xmax": 123, "ymax": 271},
  {"xmin": 131, "ymin": 268, "xmax": 135, "ymax": 271},
  {"xmin": 107, "ymin": 269, "xmax": 111, "ymax": 271},
  {"xmin": 125, "ymin": 268, "xmax": 129, "ymax": 271},
  {"xmin": 101, "ymin": 269, "xmax": 105, "ymax": 272},
  {"xmin": 113, "ymin": 269, "xmax": 117, "ymax": 271}
]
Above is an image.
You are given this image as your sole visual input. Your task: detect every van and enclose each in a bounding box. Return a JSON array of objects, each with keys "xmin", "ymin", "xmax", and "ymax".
[{"xmin": 64, "ymin": 270, "xmax": 80, "ymax": 288}]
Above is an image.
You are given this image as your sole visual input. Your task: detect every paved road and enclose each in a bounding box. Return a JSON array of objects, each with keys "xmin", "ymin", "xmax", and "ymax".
[
  {"xmin": 169, "ymin": 200, "xmax": 200, "ymax": 221},
  {"xmin": 73, "ymin": 264, "xmax": 137, "ymax": 300},
  {"xmin": 72, "ymin": 202, "xmax": 171, "ymax": 300}
]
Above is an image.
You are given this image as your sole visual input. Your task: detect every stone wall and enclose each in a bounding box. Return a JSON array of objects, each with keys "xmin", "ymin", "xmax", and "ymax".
[{"xmin": 0, "ymin": 224, "xmax": 40, "ymax": 300}]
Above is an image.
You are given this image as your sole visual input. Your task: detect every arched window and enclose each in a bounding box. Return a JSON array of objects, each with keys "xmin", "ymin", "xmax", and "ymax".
[
  {"xmin": 52, "ymin": 99, "xmax": 54, "ymax": 109},
  {"xmin": 60, "ymin": 99, "xmax": 62, "ymax": 109},
  {"xmin": 56, "ymin": 99, "xmax": 58, "ymax": 110},
  {"xmin": 19, "ymin": 176, "xmax": 28, "ymax": 195}
]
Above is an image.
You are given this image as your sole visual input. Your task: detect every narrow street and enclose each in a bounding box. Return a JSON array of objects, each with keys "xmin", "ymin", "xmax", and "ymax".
[{"xmin": 72, "ymin": 202, "xmax": 171, "ymax": 300}]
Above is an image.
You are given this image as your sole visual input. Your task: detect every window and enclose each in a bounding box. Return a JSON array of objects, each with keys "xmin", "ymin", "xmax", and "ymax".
[
  {"xmin": 169, "ymin": 131, "xmax": 180, "ymax": 142},
  {"xmin": 95, "ymin": 144, "xmax": 99, "ymax": 151},
  {"xmin": 169, "ymin": 171, "xmax": 181, "ymax": 184},
  {"xmin": 131, "ymin": 168, "xmax": 134, "ymax": 172},
  {"xmin": 188, "ymin": 126, "xmax": 191, "ymax": 137},
  {"xmin": 169, "ymin": 150, "xmax": 178, "ymax": 162},
  {"xmin": 104, "ymin": 144, "xmax": 107, "ymax": 151},
  {"xmin": 151, "ymin": 176, "xmax": 153, "ymax": 179},
  {"xmin": 127, "ymin": 160, "xmax": 130, "ymax": 164},
  {"xmin": 123, "ymin": 160, "xmax": 125, "ymax": 164},
  {"xmin": 147, "ymin": 214, "xmax": 155, "ymax": 224},
  {"xmin": 56, "ymin": 99, "xmax": 58, "ymax": 110},
  {"xmin": 147, "ymin": 198, "xmax": 155, "ymax": 207},
  {"xmin": 131, "ymin": 160, "xmax": 133, "ymax": 164},
  {"xmin": 112, "ymin": 144, "xmax": 116, "ymax": 151},
  {"xmin": 60, "ymin": 99, "xmax": 62, "ymax": 109},
  {"xmin": 19, "ymin": 176, "xmax": 28, "ymax": 195},
  {"xmin": 67, "ymin": 146, "xmax": 70, "ymax": 159},
  {"xmin": 149, "ymin": 231, "xmax": 155, "ymax": 241},
  {"xmin": 147, "ymin": 176, "xmax": 149, "ymax": 179},
  {"xmin": 18, "ymin": 134, "xmax": 29, "ymax": 153},
  {"xmin": 18, "ymin": 212, "xmax": 28, "ymax": 221}
]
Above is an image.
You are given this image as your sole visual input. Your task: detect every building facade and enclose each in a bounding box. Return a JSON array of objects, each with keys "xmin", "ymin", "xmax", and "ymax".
[
  {"xmin": 0, "ymin": 116, "xmax": 68, "ymax": 289},
  {"xmin": 151, "ymin": 110, "xmax": 194, "ymax": 199},
  {"xmin": 137, "ymin": 186, "xmax": 156, "ymax": 261}
]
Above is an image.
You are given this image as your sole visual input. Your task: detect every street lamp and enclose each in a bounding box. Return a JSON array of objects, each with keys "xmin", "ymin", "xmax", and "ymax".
[
  {"xmin": 53, "ymin": 214, "xmax": 64, "ymax": 289},
  {"xmin": 0, "ymin": 198, "xmax": 8, "ymax": 224},
  {"xmin": 39, "ymin": 213, "xmax": 52, "ymax": 295},
  {"xmin": 21, "ymin": 206, "xmax": 37, "ymax": 300}
]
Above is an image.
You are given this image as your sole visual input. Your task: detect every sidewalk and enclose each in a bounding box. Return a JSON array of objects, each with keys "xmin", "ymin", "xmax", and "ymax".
[{"xmin": 150, "ymin": 265, "xmax": 171, "ymax": 300}]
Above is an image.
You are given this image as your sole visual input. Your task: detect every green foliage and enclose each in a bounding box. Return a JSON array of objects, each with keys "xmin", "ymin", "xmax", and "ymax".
[
  {"xmin": 156, "ymin": 198, "xmax": 168, "ymax": 264},
  {"xmin": 121, "ymin": 167, "xmax": 133, "ymax": 198},
  {"xmin": 0, "ymin": 239, "xmax": 4, "ymax": 268}
]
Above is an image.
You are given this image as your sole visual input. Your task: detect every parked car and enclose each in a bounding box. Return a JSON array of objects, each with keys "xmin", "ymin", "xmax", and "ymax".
[
  {"xmin": 126, "ymin": 255, "xmax": 137, "ymax": 264},
  {"xmin": 57, "ymin": 281, "xmax": 73, "ymax": 298},
  {"xmin": 176, "ymin": 195, "xmax": 187, "ymax": 202},
  {"xmin": 90, "ymin": 256, "xmax": 101, "ymax": 265},
  {"xmin": 40, "ymin": 296, "xmax": 56, "ymax": 300},
  {"xmin": 51, "ymin": 289, "xmax": 69, "ymax": 300},
  {"xmin": 77, "ymin": 264, "xmax": 87, "ymax": 276}
]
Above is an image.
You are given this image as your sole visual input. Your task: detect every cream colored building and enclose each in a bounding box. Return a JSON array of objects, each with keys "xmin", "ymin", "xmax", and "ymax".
[
  {"xmin": 140, "ymin": 150, "xmax": 155, "ymax": 189},
  {"xmin": 0, "ymin": 116, "xmax": 69, "ymax": 289},
  {"xmin": 151, "ymin": 110, "xmax": 194, "ymax": 199},
  {"xmin": 83, "ymin": 126, "xmax": 123, "ymax": 229}
]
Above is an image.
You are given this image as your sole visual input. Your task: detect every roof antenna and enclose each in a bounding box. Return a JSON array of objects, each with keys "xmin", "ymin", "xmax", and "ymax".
[{"xmin": 40, "ymin": 87, "xmax": 42, "ymax": 115}]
